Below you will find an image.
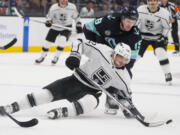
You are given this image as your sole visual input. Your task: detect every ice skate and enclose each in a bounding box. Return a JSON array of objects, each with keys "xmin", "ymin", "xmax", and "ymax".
[
  {"xmin": 35, "ymin": 56, "xmax": 46, "ymax": 64},
  {"xmin": 172, "ymin": 50, "xmax": 180, "ymax": 56},
  {"xmin": 165, "ymin": 73, "xmax": 172, "ymax": 85},
  {"xmin": 104, "ymin": 96, "xmax": 119, "ymax": 115},
  {"xmin": 51, "ymin": 56, "xmax": 59, "ymax": 65},
  {"xmin": 47, "ymin": 107, "xmax": 68, "ymax": 119},
  {"xmin": 0, "ymin": 102, "xmax": 19, "ymax": 116}
]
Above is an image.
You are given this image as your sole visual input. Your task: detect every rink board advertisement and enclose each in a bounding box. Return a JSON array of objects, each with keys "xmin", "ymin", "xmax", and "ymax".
[
  {"xmin": 0, "ymin": 17, "xmax": 23, "ymax": 52},
  {"xmin": 0, "ymin": 17, "xmax": 180, "ymax": 53}
]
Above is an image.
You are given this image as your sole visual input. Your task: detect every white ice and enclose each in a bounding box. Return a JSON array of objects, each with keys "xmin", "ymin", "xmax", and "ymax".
[{"xmin": 0, "ymin": 51, "xmax": 180, "ymax": 135}]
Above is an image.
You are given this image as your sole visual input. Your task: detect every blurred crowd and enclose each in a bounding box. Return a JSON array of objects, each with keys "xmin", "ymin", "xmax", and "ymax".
[{"xmin": 0, "ymin": 0, "xmax": 179, "ymax": 17}]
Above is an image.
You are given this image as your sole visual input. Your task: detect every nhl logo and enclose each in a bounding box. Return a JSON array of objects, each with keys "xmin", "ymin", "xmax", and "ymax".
[{"xmin": 105, "ymin": 30, "xmax": 111, "ymax": 36}]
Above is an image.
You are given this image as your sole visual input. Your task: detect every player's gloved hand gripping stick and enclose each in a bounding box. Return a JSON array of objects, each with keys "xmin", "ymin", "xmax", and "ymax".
[{"xmin": 75, "ymin": 68, "xmax": 173, "ymax": 127}]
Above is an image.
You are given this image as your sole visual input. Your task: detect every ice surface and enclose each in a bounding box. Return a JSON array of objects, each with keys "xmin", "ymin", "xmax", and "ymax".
[{"xmin": 0, "ymin": 51, "xmax": 179, "ymax": 135}]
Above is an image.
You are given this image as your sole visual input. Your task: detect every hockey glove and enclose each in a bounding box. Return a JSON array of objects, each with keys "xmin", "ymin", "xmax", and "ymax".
[
  {"xmin": 65, "ymin": 52, "xmax": 81, "ymax": 70},
  {"xmin": 0, "ymin": 106, "xmax": 5, "ymax": 116},
  {"xmin": 76, "ymin": 22, "xmax": 83, "ymax": 33},
  {"xmin": 105, "ymin": 86, "xmax": 133, "ymax": 118},
  {"xmin": 157, "ymin": 36, "xmax": 168, "ymax": 45},
  {"xmin": 106, "ymin": 86, "xmax": 130, "ymax": 100},
  {"xmin": 45, "ymin": 20, "xmax": 52, "ymax": 27}
]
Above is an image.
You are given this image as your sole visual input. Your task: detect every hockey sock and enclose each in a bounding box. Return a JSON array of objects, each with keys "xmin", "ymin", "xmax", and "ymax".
[
  {"xmin": 54, "ymin": 36, "xmax": 67, "ymax": 58},
  {"xmin": 56, "ymin": 94, "xmax": 98, "ymax": 118},
  {"xmin": 54, "ymin": 46, "xmax": 63, "ymax": 58},
  {"xmin": 11, "ymin": 89, "xmax": 53, "ymax": 111},
  {"xmin": 154, "ymin": 47, "xmax": 171, "ymax": 74},
  {"xmin": 40, "ymin": 41, "xmax": 52, "ymax": 57},
  {"xmin": 69, "ymin": 94, "xmax": 98, "ymax": 117}
]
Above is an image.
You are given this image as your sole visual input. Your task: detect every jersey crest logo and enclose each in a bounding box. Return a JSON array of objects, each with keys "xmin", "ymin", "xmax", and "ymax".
[
  {"xmin": 91, "ymin": 67, "xmax": 112, "ymax": 86},
  {"xmin": 145, "ymin": 19, "xmax": 154, "ymax": 30},
  {"xmin": 55, "ymin": 14, "xmax": 67, "ymax": 22},
  {"xmin": 105, "ymin": 30, "xmax": 111, "ymax": 36}
]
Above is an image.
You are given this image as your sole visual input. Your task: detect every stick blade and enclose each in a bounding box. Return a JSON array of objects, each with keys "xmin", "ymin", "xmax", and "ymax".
[
  {"xmin": 19, "ymin": 118, "xmax": 38, "ymax": 128},
  {"xmin": 4, "ymin": 38, "xmax": 17, "ymax": 49},
  {"xmin": 0, "ymin": 38, "xmax": 17, "ymax": 50},
  {"xmin": 145, "ymin": 119, "xmax": 173, "ymax": 127}
]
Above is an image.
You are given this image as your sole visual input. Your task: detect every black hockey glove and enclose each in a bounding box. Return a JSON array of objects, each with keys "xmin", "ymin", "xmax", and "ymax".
[
  {"xmin": 45, "ymin": 20, "xmax": 52, "ymax": 27},
  {"xmin": 0, "ymin": 106, "xmax": 5, "ymax": 116},
  {"xmin": 157, "ymin": 36, "xmax": 168, "ymax": 45},
  {"xmin": 106, "ymin": 86, "xmax": 134, "ymax": 118},
  {"xmin": 106, "ymin": 86, "xmax": 130, "ymax": 100},
  {"xmin": 76, "ymin": 22, "xmax": 83, "ymax": 33},
  {"xmin": 65, "ymin": 53, "xmax": 81, "ymax": 70}
]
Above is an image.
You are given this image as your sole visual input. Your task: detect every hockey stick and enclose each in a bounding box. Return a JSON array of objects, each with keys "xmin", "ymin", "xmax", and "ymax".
[
  {"xmin": 0, "ymin": 38, "xmax": 17, "ymax": 50},
  {"xmin": 1, "ymin": 109, "xmax": 38, "ymax": 128},
  {"xmin": 76, "ymin": 68, "xmax": 173, "ymax": 127},
  {"xmin": 13, "ymin": 7, "xmax": 74, "ymax": 31},
  {"xmin": 29, "ymin": 19, "xmax": 74, "ymax": 31}
]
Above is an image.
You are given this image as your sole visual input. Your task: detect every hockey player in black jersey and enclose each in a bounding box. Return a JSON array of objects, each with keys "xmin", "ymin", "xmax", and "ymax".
[{"xmin": 160, "ymin": 0, "xmax": 180, "ymax": 55}]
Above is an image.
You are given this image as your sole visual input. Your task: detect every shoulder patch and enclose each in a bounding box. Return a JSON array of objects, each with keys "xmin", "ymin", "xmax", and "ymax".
[
  {"xmin": 133, "ymin": 27, "xmax": 140, "ymax": 35},
  {"xmin": 104, "ymin": 30, "xmax": 111, "ymax": 36}
]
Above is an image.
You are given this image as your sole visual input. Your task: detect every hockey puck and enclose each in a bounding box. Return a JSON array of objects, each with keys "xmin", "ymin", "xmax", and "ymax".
[{"xmin": 166, "ymin": 119, "xmax": 173, "ymax": 124}]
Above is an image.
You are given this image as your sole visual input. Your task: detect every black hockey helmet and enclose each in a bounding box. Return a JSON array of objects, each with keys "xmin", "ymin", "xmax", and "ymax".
[{"xmin": 120, "ymin": 6, "xmax": 139, "ymax": 21}]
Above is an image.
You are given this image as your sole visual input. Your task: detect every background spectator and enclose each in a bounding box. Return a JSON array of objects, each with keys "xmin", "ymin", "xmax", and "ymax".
[
  {"xmin": 11, "ymin": 0, "xmax": 24, "ymax": 16},
  {"xmin": 139, "ymin": 0, "xmax": 146, "ymax": 6},
  {"xmin": 24, "ymin": 0, "xmax": 45, "ymax": 16},
  {"xmin": 0, "ymin": 0, "xmax": 8, "ymax": 16},
  {"xmin": 122, "ymin": 0, "xmax": 130, "ymax": 7},
  {"xmin": 0, "ymin": 7, "xmax": 7, "ymax": 16},
  {"xmin": 80, "ymin": 0, "xmax": 95, "ymax": 17},
  {"xmin": 129, "ymin": 0, "xmax": 138, "ymax": 6},
  {"xmin": 110, "ymin": 0, "xmax": 119, "ymax": 11},
  {"xmin": 0, "ymin": 0, "xmax": 178, "ymax": 17},
  {"xmin": 95, "ymin": 2, "xmax": 108, "ymax": 17}
]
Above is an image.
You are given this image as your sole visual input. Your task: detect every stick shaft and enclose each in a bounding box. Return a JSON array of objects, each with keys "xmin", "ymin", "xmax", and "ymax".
[{"xmin": 13, "ymin": 7, "xmax": 74, "ymax": 31}]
